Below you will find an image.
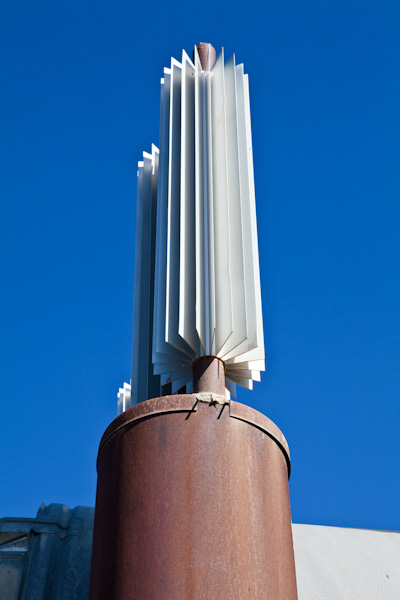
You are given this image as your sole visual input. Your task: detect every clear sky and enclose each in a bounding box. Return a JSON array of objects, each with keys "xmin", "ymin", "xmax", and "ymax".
[{"xmin": 1, "ymin": 0, "xmax": 399, "ymax": 531}]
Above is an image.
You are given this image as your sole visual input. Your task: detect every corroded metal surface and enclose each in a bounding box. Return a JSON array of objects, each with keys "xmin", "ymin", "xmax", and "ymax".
[
  {"xmin": 192, "ymin": 357, "xmax": 226, "ymax": 396},
  {"xmin": 230, "ymin": 400, "xmax": 291, "ymax": 477},
  {"xmin": 196, "ymin": 42, "xmax": 217, "ymax": 70},
  {"xmin": 90, "ymin": 396, "xmax": 297, "ymax": 599}
]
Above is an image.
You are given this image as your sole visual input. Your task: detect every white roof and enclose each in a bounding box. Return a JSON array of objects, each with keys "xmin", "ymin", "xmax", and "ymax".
[{"xmin": 293, "ymin": 523, "xmax": 400, "ymax": 599}]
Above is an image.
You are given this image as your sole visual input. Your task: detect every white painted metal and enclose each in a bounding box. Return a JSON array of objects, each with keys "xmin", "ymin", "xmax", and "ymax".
[
  {"xmin": 131, "ymin": 148, "xmax": 161, "ymax": 405},
  {"xmin": 179, "ymin": 51, "xmax": 199, "ymax": 355},
  {"xmin": 227, "ymin": 70, "xmax": 265, "ymax": 365},
  {"xmin": 206, "ymin": 48, "xmax": 216, "ymax": 356},
  {"xmin": 194, "ymin": 49, "xmax": 206, "ymax": 355},
  {"xmin": 117, "ymin": 382, "xmax": 131, "ymax": 415},
  {"xmin": 153, "ymin": 70, "xmax": 191, "ymax": 366},
  {"xmin": 209, "ymin": 48, "xmax": 233, "ymax": 355},
  {"xmin": 129, "ymin": 47, "xmax": 265, "ymax": 407},
  {"xmin": 220, "ymin": 62, "xmax": 256, "ymax": 362},
  {"xmin": 217, "ymin": 54, "xmax": 248, "ymax": 360},
  {"xmin": 165, "ymin": 58, "xmax": 194, "ymax": 359}
]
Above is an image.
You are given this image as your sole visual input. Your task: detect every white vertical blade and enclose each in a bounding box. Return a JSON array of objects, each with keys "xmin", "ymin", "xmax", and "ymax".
[
  {"xmin": 118, "ymin": 382, "xmax": 132, "ymax": 415},
  {"xmin": 210, "ymin": 48, "xmax": 233, "ymax": 354},
  {"xmin": 165, "ymin": 58, "xmax": 196, "ymax": 358},
  {"xmin": 216, "ymin": 54, "xmax": 248, "ymax": 359},
  {"xmin": 179, "ymin": 50, "xmax": 200, "ymax": 355},
  {"xmin": 244, "ymin": 70, "xmax": 264, "ymax": 358},
  {"xmin": 194, "ymin": 47, "xmax": 207, "ymax": 355},
  {"xmin": 152, "ymin": 73, "xmax": 168, "ymax": 363},
  {"xmin": 131, "ymin": 153, "xmax": 160, "ymax": 405},
  {"xmin": 141, "ymin": 153, "xmax": 158, "ymax": 402},
  {"xmin": 219, "ymin": 63, "xmax": 258, "ymax": 361},
  {"xmin": 130, "ymin": 50, "xmax": 266, "ymax": 405},
  {"xmin": 206, "ymin": 54, "xmax": 216, "ymax": 354},
  {"xmin": 228, "ymin": 71, "xmax": 264, "ymax": 364},
  {"xmin": 147, "ymin": 145, "xmax": 162, "ymax": 400},
  {"xmin": 131, "ymin": 164, "xmax": 145, "ymax": 406},
  {"xmin": 153, "ymin": 71, "xmax": 189, "ymax": 364}
]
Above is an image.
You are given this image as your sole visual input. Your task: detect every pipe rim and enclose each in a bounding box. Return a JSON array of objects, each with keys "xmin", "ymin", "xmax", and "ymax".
[{"xmin": 98, "ymin": 396, "xmax": 291, "ymax": 477}]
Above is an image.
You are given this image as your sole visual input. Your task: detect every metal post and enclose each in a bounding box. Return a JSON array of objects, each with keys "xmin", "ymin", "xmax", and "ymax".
[
  {"xmin": 195, "ymin": 42, "xmax": 216, "ymax": 70},
  {"xmin": 192, "ymin": 356, "xmax": 225, "ymax": 395},
  {"xmin": 89, "ymin": 395, "xmax": 298, "ymax": 599}
]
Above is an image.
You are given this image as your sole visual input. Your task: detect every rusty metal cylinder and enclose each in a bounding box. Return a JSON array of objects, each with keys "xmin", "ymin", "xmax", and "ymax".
[
  {"xmin": 89, "ymin": 395, "xmax": 298, "ymax": 599},
  {"xmin": 192, "ymin": 356, "xmax": 225, "ymax": 395}
]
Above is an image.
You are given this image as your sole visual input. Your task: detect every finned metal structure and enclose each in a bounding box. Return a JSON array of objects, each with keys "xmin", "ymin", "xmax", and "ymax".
[
  {"xmin": 128, "ymin": 44, "xmax": 264, "ymax": 408},
  {"xmin": 90, "ymin": 43, "xmax": 298, "ymax": 600}
]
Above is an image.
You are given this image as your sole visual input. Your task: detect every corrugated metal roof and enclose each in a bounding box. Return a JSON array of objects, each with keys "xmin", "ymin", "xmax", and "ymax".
[
  {"xmin": 0, "ymin": 503, "xmax": 94, "ymax": 600},
  {"xmin": 1, "ymin": 504, "xmax": 399, "ymax": 599}
]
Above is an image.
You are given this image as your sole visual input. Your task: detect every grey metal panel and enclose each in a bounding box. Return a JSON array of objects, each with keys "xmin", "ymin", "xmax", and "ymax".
[
  {"xmin": 293, "ymin": 523, "xmax": 400, "ymax": 600},
  {"xmin": 0, "ymin": 554, "xmax": 26, "ymax": 600},
  {"xmin": 0, "ymin": 503, "xmax": 94, "ymax": 600},
  {"xmin": 3, "ymin": 504, "xmax": 400, "ymax": 600}
]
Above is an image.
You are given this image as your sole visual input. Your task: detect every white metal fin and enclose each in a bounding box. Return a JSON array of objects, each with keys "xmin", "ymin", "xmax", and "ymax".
[
  {"xmin": 179, "ymin": 50, "xmax": 200, "ymax": 355},
  {"xmin": 210, "ymin": 48, "xmax": 233, "ymax": 354},
  {"xmin": 128, "ymin": 48, "xmax": 265, "ymax": 411}
]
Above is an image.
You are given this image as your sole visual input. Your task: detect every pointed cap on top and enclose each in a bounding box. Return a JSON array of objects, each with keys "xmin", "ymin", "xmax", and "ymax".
[{"xmin": 195, "ymin": 43, "xmax": 217, "ymax": 70}]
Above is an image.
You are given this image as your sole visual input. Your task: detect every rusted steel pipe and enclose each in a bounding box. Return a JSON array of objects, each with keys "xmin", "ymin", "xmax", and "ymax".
[
  {"xmin": 89, "ymin": 395, "xmax": 298, "ymax": 599},
  {"xmin": 192, "ymin": 356, "xmax": 225, "ymax": 395},
  {"xmin": 195, "ymin": 42, "xmax": 217, "ymax": 70}
]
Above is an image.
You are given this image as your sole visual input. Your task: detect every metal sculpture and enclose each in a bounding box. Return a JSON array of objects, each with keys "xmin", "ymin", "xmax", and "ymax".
[
  {"xmin": 126, "ymin": 43, "xmax": 265, "ymax": 409},
  {"xmin": 90, "ymin": 45, "xmax": 298, "ymax": 600}
]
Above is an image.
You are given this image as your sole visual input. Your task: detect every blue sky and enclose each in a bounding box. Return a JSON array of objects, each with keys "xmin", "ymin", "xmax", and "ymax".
[{"xmin": 1, "ymin": 0, "xmax": 399, "ymax": 530}]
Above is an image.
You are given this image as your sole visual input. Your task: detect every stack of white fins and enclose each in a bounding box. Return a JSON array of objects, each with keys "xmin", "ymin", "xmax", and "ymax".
[
  {"xmin": 117, "ymin": 382, "xmax": 132, "ymax": 415},
  {"xmin": 128, "ymin": 46, "xmax": 264, "ymax": 410}
]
